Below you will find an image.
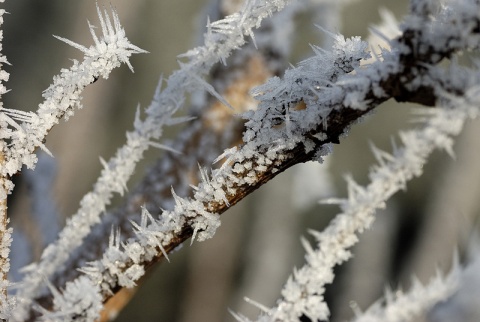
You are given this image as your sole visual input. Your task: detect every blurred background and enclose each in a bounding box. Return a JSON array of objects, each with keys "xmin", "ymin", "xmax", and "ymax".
[{"xmin": 4, "ymin": 0, "xmax": 480, "ymax": 321}]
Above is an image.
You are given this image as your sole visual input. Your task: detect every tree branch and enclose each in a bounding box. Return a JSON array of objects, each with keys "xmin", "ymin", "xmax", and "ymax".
[
  {"xmin": 31, "ymin": 1, "xmax": 480, "ymax": 319},
  {"xmin": 84, "ymin": 6, "xmax": 480, "ymax": 306}
]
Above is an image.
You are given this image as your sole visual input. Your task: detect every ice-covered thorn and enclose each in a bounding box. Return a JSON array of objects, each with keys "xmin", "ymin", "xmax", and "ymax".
[
  {"xmin": 157, "ymin": 241, "xmax": 170, "ymax": 263},
  {"xmin": 444, "ymin": 143, "xmax": 456, "ymax": 160},
  {"xmin": 130, "ymin": 220, "xmax": 142, "ymax": 233},
  {"xmin": 191, "ymin": 227, "xmax": 199, "ymax": 246},
  {"xmin": 368, "ymin": 26, "xmax": 393, "ymax": 46},
  {"xmin": 166, "ymin": 115, "xmax": 196, "ymax": 126},
  {"xmin": 319, "ymin": 197, "xmax": 346, "ymax": 205},
  {"xmin": 206, "ymin": 16, "xmax": 212, "ymax": 38},
  {"xmin": 248, "ymin": 29, "xmax": 257, "ymax": 49},
  {"xmin": 314, "ymin": 24, "xmax": 337, "ymax": 39},
  {"xmin": 133, "ymin": 104, "xmax": 143, "ymax": 130},
  {"xmin": 300, "ymin": 236, "xmax": 314, "ymax": 256},
  {"xmin": 43, "ymin": 277, "xmax": 62, "ymax": 300},
  {"xmin": 87, "ymin": 19, "xmax": 100, "ymax": 47},
  {"xmin": 244, "ymin": 297, "xmax": 270, "ymax": 313},
  {"xmin": 148, "ymin": 141, "xmax": 182, "ymax": 155},
  {"xmin": 240, "ymin": 0, "xmax": 254, "ymax": 27},
  {"xmin": 189, "ymin": 72, "xmax": 234, "ymax": 110},
  {"xmin": 390, "ymin": 136, "xmax": 399, "ymax": 154},
  {"xmin": 369, "ymin": 141, "xmax": 394, "ymax": 166},
  {"xmin": 36, "ymin": 140, "xmax": 54, "ymax": 158},
  {"xmin": 111, "ymin": 5, "xmax": 122, "ymax": 33},
  {"xmin": 198, "ymin": 163, "xmax": 210, "ymax": 185},
  {"xmin": 170, "ymin": 187, "xmax": 184, "ymax": 210},
  {"xmin": 103, "ymin": 8, "xmax": 115, "ymax": 37},
  {"xmin": 213, "ymin": 146, "xmax": 238, "ymax": 164},
  {"xmin": 108, "ymin": 226, "xmax": 116, "ymax": 249},
  {"xmin": 1, "ymin": 108, "xmax": 36, "ymax": 123},
  {"xmin": 228, "ymin": 309, "xmax": 251, "ymax": 322},
  {"xmin": 99, "ymin": 157, "xmax": 109, "ymax": 170},
  {"xmin": 53, "ymin": 35, "xmax": 89, "ymax": 54},
  {"xmin": 96, "ymin": 4, "xmax": 107, "ymax": 37},
  {"xmin": 310, "ymin": 44, "xmax": 328, "ymax": 56}
]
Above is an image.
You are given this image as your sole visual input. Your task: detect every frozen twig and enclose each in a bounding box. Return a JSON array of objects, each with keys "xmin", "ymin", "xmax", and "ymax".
[
  {"xmin": 0, "ymin": 5, "xmax": 146, "ymax": 183},
  {"xmin": 0, "ymin": 1, "xmax": 15, "ymax": 318},
  {"xmin": 351, "ymin": 267, "xmax": 460, "ymax": 322},
  {"xmin": 10, "ymin": 6, "xmax": 147, "ymax": 321}
]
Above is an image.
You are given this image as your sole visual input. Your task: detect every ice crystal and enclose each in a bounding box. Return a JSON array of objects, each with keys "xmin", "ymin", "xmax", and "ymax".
[{"xmin": 39, "ymin": 276, "xmax": 103, "ymax": 322}]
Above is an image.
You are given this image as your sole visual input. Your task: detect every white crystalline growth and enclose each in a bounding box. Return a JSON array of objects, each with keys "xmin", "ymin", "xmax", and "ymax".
[
  {"xmin": 39, "ymin": 276, "xmax": 103, "ymax": 322},
  {"xmin": 0, "ymin": 5, "xmax": 147, "ymax": 183}
]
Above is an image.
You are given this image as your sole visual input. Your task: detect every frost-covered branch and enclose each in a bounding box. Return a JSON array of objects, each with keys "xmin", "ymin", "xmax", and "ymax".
[
  {"xmin": 49, "ymin": 0, "xmax": 312, "ymax": 291},
  {"xmin": 0, "ymin": 10, "xmax": 145, "ymax": 308},
  {"xmin": 0, "ymin": 6, "xmax": 146, "ymax": 183},
  {"xmin": 352, "ymin": 266, "xmax": 460, "ymax": 322},
  {"xmin": 28, "ymin": 3, "xmax": 478, "ymax": 320},
  {"xmin": 7, "ymin": 6, "xmax": 148, "ymax": 321},
  {"xmin": 13, "ymin": 81, "xmax": 182, "ymax": 321},
  {"xmin": 34, "ymin": 2, "xmax": 480, "ymax": 320},
  {"xmin": 251, "ymin": 80, "xmax": 480, "ymax": 321},
  {"xmin": 52, "ymin": 52, "xmax": 277, "ymax": 291},
  {"xmin": 0, "ymin": 1, "xmax": 15, "ymax": 318},
  {"xmin": 4, "ymin": 0, "xmax": 480, "ymax": 320},
  {"xmin": 16, "ymin": 1, "xmax": 296, "ymax": 320}
]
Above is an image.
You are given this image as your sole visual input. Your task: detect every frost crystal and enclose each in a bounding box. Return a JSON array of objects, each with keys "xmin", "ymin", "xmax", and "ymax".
[{"xmin": 40, "ymin": 276, "xmax": 103, "ymax": 322}]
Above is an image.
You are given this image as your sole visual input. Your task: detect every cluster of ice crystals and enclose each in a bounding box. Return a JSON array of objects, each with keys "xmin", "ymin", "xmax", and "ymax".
[
  {"xmin": 34, "ymin": 1, "xmax": 296, "ymax": 317},
  {"xmin": 243, "ymin": 67, "xmax": 480, "ymax": 322},
  {"xmin": 0, "ymin": 2, "xmax": 16, "ymax": 319},
  {"xmin": 77, "ymin": 185, "xmax": 223, "ymax": 300},
  {"xmin": 226, "ymin": 3, "xmax": 480, "ymax": 319},
  {"xmin": 12, "ymin": 0, "xmax": 480, "ymax": 319},
  {"xmin": 353, "ymin": 268, "xmax": 460, "ymax": 322},
  {"xmin": 402, "ymin": 0, "xmax": 480, "ymax": 58},
  {"xmin": 40, "ymin": 276, "xmax": 103, "ymax": 322},
  {"xmin": 0, "ymin": 5, "xmax": 147, "ymax": 186},
  {"xmin": 10, "ymin": 6, "xmax": 148, "ymax": 321},
  {"xmin": 0, "ymin": 279, "xmax": 15, "ymax": 321},
  {"xmin": 243, "ymin": 32, "xmax": 370, "ymax": 160}
]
